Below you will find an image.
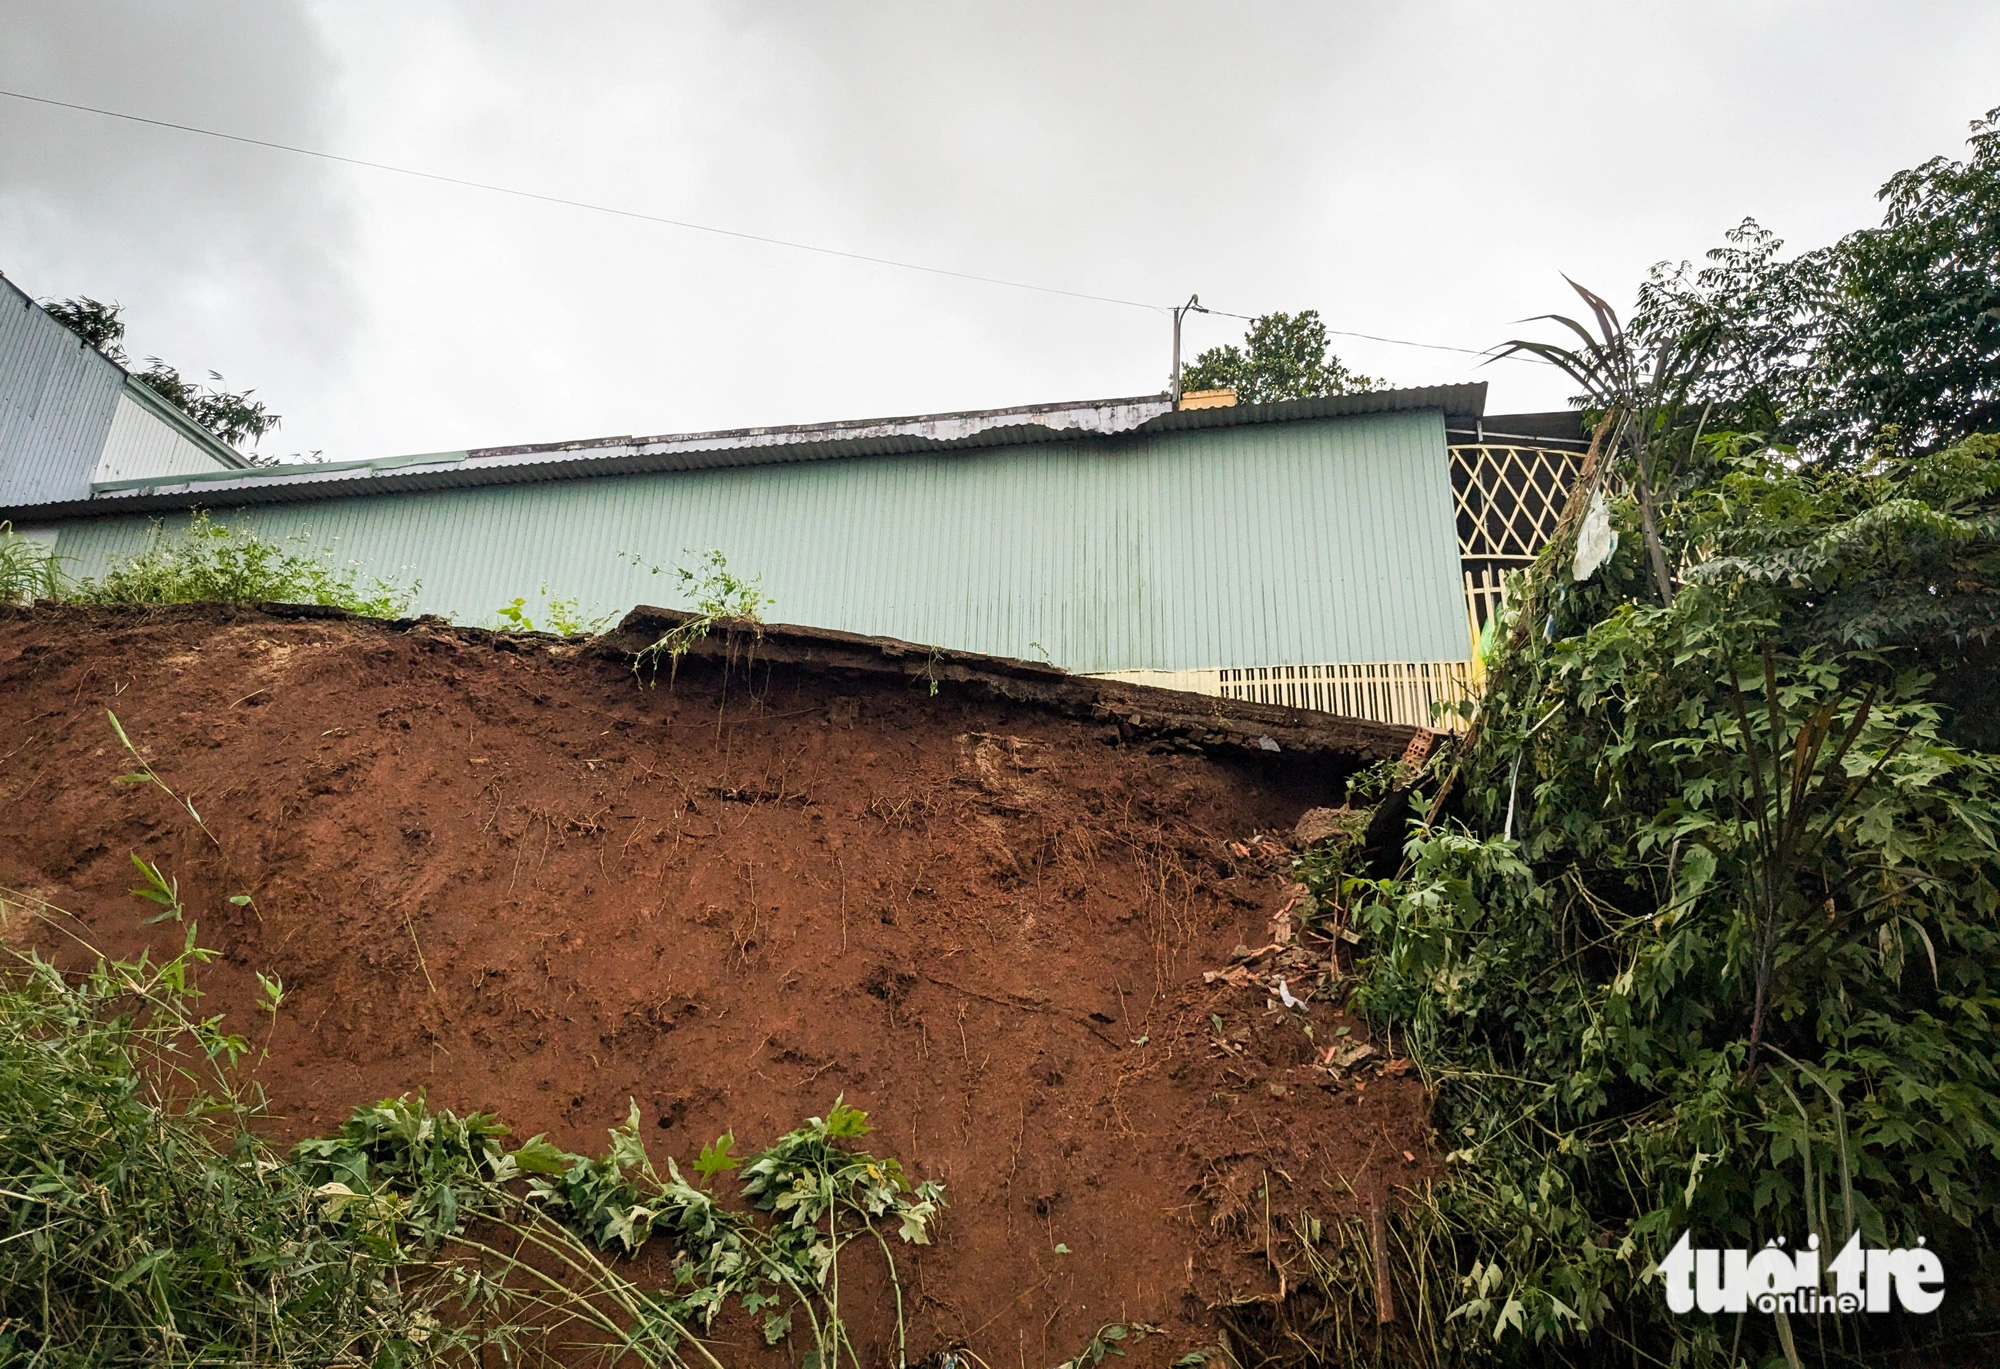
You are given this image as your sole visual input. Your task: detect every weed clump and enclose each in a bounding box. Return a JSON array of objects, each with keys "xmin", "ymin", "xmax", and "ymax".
[
  {"xmin": 2, "ymin": 864, "xmax": 945, "ymax": 1367},
  {"xmin": 493, "ymin": 586, "xmax": 613, "ymax": 636},
  {"xmin": 0, "ymin": 522, "xmax": 63, "ymax": 605},
  {"xmin": 503, "ymin": 1096, "xmax": 945, "ymax": 1367},
  {"xmin": 66, "ymin": 511, "xmax": 414, "ymax": 617},
  {"xmin": 627, "ymin": 548, "xmax": 772, "ymax": 681},
  {"xmin": 0, "ymin": 928, "xmax": 478, "ymax": 1367}
]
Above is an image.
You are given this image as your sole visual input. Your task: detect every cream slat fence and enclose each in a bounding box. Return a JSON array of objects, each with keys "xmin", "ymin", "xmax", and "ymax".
[{"xmin": 1092, "ymin": 660, "xmax": 1476, "ymax": 731}]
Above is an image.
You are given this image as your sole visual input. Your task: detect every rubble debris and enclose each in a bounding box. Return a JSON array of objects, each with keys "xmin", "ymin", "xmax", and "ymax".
[
  {"xmin": 1324, "ymin": 1040, "xmax": 1377, "ymax": 1071},
  {"xmin": 1400, "ymin": 728, "xmax": 1442, "ymax": 769},
  {"xmin": 1293, "ymin": 806, "xmax": 1362, "ymax": 847}
]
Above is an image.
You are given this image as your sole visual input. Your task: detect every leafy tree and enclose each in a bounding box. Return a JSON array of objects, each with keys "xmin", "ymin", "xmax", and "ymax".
[
  {"xmin": 1326, "ymin": 432, "xmax": 2000, "ymax": 1367},
  {"xmin": 1290, "ymin": 108, "xmax": 2000, "ymax": 1367},
  {"xmin": 40, "ymin": 294, "xmax": 283, "ymax": 455},
  {"xmin": 1635, "ymin": 106, "xmax": 2000, "ymax": 464},
  {"xmin": 1180, "ymin": 309, "xmax": 1381, "ymax": 403},
  {"xmin": 128, "ymin": 360, "xmax": 282, "ymax": 451},
  {"xmin": 1287, "ymin": 432, "xmax": 2000, "ymax": 1368},
  {"xmin": 39, "ymin": 295, "xmax": 126, "ymax": 355}
]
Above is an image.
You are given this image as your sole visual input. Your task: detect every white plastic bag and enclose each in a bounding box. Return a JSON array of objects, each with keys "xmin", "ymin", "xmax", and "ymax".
[{"xmin": 1573, "ymin": 486, "xmax": 1617, "ymax": 582}]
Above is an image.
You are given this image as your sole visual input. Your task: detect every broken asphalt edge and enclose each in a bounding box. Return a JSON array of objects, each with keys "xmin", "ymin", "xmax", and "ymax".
[{"xmin": 601, "ymin": 606, "xmax": 1419, "ymax": 764}]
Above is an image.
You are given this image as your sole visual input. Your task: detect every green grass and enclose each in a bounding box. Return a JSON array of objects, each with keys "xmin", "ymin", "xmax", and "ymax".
[{"xmin": 0, "ymin": 523, "xmax": 63, "ymax": 606}]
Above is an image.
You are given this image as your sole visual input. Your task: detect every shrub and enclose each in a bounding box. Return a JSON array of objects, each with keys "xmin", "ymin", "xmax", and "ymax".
[
  {"xmin": 68, "ymin": 512, "xmax": 414, "ymax": 617},
  {"xmin": 1307, "ymin": 434, "xmax": 2000, "ymax": 1366}
]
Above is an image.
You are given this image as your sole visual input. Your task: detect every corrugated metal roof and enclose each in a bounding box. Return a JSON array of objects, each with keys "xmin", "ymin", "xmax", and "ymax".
[
  {"xmin": 111, "ymin": 373, "xmax": 256, "ymax": 472},
  {"xmin": 8, "ymin": 382, "xmax": 1487, "ymax": 519},
  {"xmin": 97, "ymin": 381, "xmax": 257, "ymax": 483},
  {"xmin": 49, "ymin": 408, "xmax": 1472, "ymax": 673},
  {"xmin": 470, "ymin": 393, "xmax": 1181, "ymax": 459},
  {"xmin": 0, "ymin": 276, "xmax": 125, "ymax": 507},
  {"xmin": 0, "ymin": 273, "xmax": 250, "ymax": 514}
]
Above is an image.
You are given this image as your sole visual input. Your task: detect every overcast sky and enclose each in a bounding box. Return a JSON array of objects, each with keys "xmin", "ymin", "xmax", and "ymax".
[{"xmin": 2, "ymin": 1, "xmax": 1995, "ymax": 462}]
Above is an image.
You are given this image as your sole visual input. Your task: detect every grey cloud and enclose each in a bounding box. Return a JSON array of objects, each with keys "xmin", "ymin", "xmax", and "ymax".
[
  {"xmin": 719, "ymin": 2, "xmax": 1398, "ymax": 292},
  {"xmin": 0, "ymin": 0, "xmax": 355, "ymax": 423},
  {"xmin": 2, "ymin": 1, "xmax": 1995, "ymax": 461}
]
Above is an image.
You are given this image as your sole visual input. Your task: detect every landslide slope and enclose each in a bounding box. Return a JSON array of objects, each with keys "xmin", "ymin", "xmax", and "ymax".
[{"xmin": 0, "ymin": 603, "xmax": 1430, "ymax": 1363}]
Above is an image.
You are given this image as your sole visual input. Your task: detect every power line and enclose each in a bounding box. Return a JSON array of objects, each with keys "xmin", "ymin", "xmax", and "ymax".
[
  {"xmin": 1, "ymin": 86, "xmax": 1547, "ymax": 366},
  {"xmin": 0, "ymin": 88, "xmax": 1164, "ymax": 313},
  {"xmin": 1200, "ymin": 307, "xmax": 1529, "ymax": 362}
]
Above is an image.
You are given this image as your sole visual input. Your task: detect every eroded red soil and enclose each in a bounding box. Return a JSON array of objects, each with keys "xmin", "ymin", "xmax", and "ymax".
[{"xmin": 0, "ymin": 604, "xmax": 1432, "ymax": 1365}]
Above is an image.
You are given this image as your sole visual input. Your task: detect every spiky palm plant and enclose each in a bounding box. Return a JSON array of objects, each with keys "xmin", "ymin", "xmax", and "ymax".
[{"xmin": 1496, "ymin": 279, "xmax": 1718, "ymax": 606}]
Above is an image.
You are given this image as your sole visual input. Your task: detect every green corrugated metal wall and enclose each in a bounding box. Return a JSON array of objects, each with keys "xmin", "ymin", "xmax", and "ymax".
[{"xmin": 49, "ymin": 410, "xmax": 1469, "ymax": 673}]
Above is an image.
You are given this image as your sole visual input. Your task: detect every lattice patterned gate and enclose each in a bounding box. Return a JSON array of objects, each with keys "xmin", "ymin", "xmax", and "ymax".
[{"xmin": 1450, "ymin": 443, "xmax": 1586, "ymax": 644}]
